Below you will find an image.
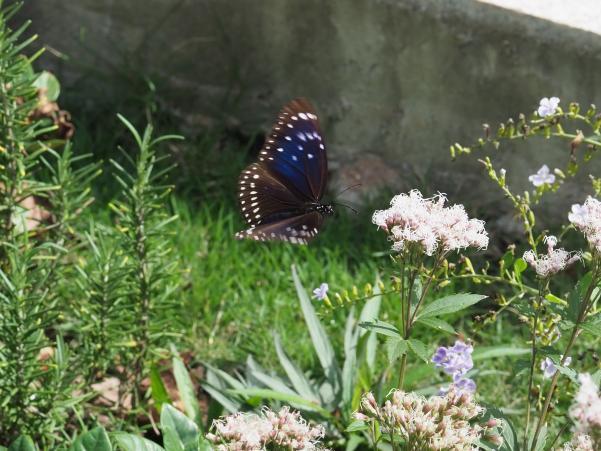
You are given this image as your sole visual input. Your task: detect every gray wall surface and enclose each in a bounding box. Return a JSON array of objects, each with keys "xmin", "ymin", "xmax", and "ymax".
[{"xmin": 19, "ymin": 0, "xmax": 601, "ymax": 227}]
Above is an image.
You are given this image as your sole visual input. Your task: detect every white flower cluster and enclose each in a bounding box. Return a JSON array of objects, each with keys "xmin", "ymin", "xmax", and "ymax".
[
  {"xmin": 569, "ymin": 197, "xmax": 601, "ymax": 253},
  {"xmin": 569, "ymin": 373, "xmax": 601, "ymax": 448},
  {"xmin": 372, "ymin": 190, "xmax": 489, "ymax": 256},
  {"xmin": 564, "ymin": 433, "xmax": 594, "ymax": 451},
  {"xmin": 523, "ymin": 236, "xmax": 580, "ymax": 278},
  {"xmin": 355, "ymin": 390, "xmax": 502, "ymax": 450},
  {"xmin": 207, "ymin": 406, "xmax": 327, "ymax": 450}
]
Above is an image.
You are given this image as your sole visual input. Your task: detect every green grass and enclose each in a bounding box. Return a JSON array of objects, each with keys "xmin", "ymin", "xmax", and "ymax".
[{"xmin": 171, "ymin": 196, "xmax": 385, "ymax": 369}]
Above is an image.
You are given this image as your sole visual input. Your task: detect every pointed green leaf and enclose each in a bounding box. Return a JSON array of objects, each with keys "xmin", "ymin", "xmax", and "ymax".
[
  {"xmin": 71, "ymin": 427, "xmax": 112, "ymax": 451},
  {"xmin": 345, "ymin": 420, "xmax": 369, "ymax": 432},
  {"xmin": 112, "ymin": 434, "xmax": 164, "ymax": 451},
  {"xmin": 273, "ymin": 334, "xmax": 319, "ymax": 402},
  {"xmin": 359, "ymin": 275, "xmax": 383, "ymax": 371},
  {"xmin": 385, "ymin": 337, "xmax": 407, "ymax": 364},
  {"xmin": 418, "ymin": 294, "xmax": 487, "ymax": 319},
  {"xmin": 172, "ymin": 352, "xmax": 202, "ymax": 430},
  {"xmin": 229, "ymin": 388, "xmax": 331, "ymax": 418},
  {"xmin": 407, "ymin": 339, "xmax": 430, "ymax": 362},
  {"xmin": 358, "ymin": 320, "xmax": 401, "ymax": 338},
  {"xmin": 291, "ymin": 266, "xmax": 340, "ymax": 386},
  {"xmin": 160, "ymin": 404, "xmax": 200, "ymax": 451},
  {"xmin": 8, "ymin": 437, "xmax": 36, "ymax": 451},
  {"xmin": 150, "ymin": 365, "xmax": 170, "ymax": 412},
  {"xmin": 416, "ymin": 317, "xmax": 455, "ymax": 334}
]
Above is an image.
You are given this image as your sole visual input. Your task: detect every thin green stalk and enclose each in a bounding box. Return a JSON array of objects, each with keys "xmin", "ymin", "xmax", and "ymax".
[
  {"xmin": 523, "ymin": 281, "xmax": 546, "ymax": 449},
  {"xmin": 530, "ymin": 261, "xmax": 601, "ymax": 450}
]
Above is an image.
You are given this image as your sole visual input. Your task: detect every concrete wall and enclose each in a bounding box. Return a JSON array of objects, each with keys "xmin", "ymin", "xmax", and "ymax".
[{"xmin": 19, "ymin": 0, "xmax": 601, "ymax": 225}]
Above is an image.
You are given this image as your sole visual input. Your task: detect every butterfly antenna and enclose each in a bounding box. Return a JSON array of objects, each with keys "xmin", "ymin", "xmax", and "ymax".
[
  {"xmin": 332, "ymin": 201, "xmax": 359, "ymax": 215},
  {"xmin": 334, "ymin": 183, "xmax": 362, "ymax": 197}
]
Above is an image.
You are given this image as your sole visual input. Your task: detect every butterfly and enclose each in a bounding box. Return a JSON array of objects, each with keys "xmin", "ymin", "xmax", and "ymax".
[{"xmin": 235, "ymin": 98, "xmax": 333, "ymax": 244}]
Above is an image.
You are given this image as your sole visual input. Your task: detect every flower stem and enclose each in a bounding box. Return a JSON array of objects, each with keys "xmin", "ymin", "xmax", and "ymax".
[
  {"xmin": 530, "ymin": 262, "xmax": 600, "ymax": 450},
  {"xmin": 523, "ymin": 281, "xmax": 545, "ymax": 449},
  {"xmin": 398, "ymin": 353, "xmax": 408, "ymax": 389}
]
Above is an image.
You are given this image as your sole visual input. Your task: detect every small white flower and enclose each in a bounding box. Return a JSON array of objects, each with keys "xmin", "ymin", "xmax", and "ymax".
[
  {"xmin": 312, "ymin": 283, "xmax": 329, "ymax": 300},
  {"xmin": 524, "ymin": 235, "xmax": 580, "ymax": 278},
  {"xmin": 569, "ymin": 203, "xmax": 589, "ymax": 225},
  {"xmin": 569, "ymin": 197, "xmax": 601, "ymax": 253},
  {"xmin": 499, "ymin": 168, "xmax": 506, "ymax": 178},
  {"xmin": 529, "ymin": 164, "xmax": 556, "ymax": 187},
  {"xmin": 540, "ymin": 356, "xmax": 572, "ymax": 378},
  {"xmin": 372, "ymin": 190, "xmax": 488, "ymax": 255},
  {"xmin": 538, "ymin": 96, "xmax": 560, "ymax": 117}
]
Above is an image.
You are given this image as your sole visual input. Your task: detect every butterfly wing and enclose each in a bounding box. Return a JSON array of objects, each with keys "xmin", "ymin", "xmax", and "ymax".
[
  {"xmin": 235, "ymin": 211, "xmax": 323, "ymax": 245},
  {"xmin": 238, "ymin": 163, "xmax": 305, "ymax": 228},
  {"xmin": 257, "ymin": 98, "xmax": 328, "ymax": 202}
]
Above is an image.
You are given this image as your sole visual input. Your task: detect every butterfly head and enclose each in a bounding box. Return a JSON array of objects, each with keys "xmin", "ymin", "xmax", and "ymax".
[{"xmin": 316, "ymin": 203, "xmax": 335, "ymax": 216}]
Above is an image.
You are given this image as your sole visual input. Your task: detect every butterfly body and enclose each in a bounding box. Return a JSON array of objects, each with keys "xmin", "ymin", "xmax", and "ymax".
[{"xmin": 235, "ymin": 98, "xmax": 332, "ymax": 244}]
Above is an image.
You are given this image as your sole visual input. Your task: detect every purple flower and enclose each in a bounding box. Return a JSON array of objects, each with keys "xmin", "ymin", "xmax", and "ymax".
[
  {"xmin": 432, "ymin": 340, "xmax": 474, "ymax": 377},
  {"xmin": 312, "ymin": 283, "xmax": 329, "ymax": 301},
  {"xmin": 541, "ymin": 356, "xmax": 572, "ymax": 378},
  {"xmin": 453, "ymin": 375, "xmax": 477, "ymax": 395}
]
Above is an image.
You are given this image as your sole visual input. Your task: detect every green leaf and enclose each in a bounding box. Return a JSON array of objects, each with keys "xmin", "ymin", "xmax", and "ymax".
[
  {"xmin": 580, "ymin": 316, "xmax": 601, "ymax": 337},
  {"xmin": 513, "ymin": 258, "xmax": 527, "ymax": 275},
  {"xmin": 358, "ymin": 320, "xmax": 401, "ymax": 338},
  {"xmin": 341, "ymin": 312, "xmax": 358, "ymax": 408},
  {"xmin": 71, "ymin": 427, "xmax": 112, "ymax": 451},
  {"xmin": 291, "ymin": 266, "xmax": 340, "ymax": 387},
  {"xmin": 150, "ymin": 365, "xmax": 170, "ymax": 412},
  {"xmin": 409, "ymin": 277, "xmax": 423, "ymax": 317},
  {"xmin": 172, "ymin": 351, "xmax": 203, "ymax": 430},
  {"xmin": 273, "ymin": 334, "xmax": 319, "ymax": 402},
  {"xmin": 567, "ymin": 273, "xmax": 592, "ymax": 322},
  {"xmin": 416, "ymin": 317, "xmax": 455, "ymax": 334},
  {"xmin": 112, "ymin": 434, "xmax": 164, "ymax": 451},
  {"xmin": 472, "ymin": 346, "xmax": 530, "ymax": 361},
  {"xmin": 345, "ymin": 420, "xmax": 369, "ymax": 432},
  {"xmin": 528, "ymin": 424, "xmax": 547, "ymax": 451},
  {"xmin": 407, "ymin": 339, "xmax": 430, "ymax": 362},
  {"xmin": 33, "ymin": 71, "xmax": 60, "ymax": 101},
  {"xmin": 418, "ymin": 293, "xmax": 487, "ymax": 319},
  {"xmin": 359, "ymin": 275, "xmax": 383, "ymax": 371},
  {"xmin": 385, "ymin": 337, "xmax": 407, "ymax": 364},
  {"xmin": 229, "ymin": 388, "xmax": 331, "ymax": 418},
  {"xmin": 481, "ymin": 406, "xmax": 518, "ymax": 451},
  {"xmin": 160, "ymin": 404, "xmax": 200, "ymax": 451},
  {"xmin": 8, "ymin": 437, "xmax": 36, "ymax": 451}
]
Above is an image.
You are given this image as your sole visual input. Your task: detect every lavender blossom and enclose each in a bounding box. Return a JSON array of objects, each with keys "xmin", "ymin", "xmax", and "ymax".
[
  {"xmin": 372, "ymin": 190, "xmax": 488, "ymax": 256},
  {"xmin": 523, "ymin": 235, "xmax": 580, "ymax": 278},
  {"xmin": 312, "ymin": 283, "xmax": 329, "ymax": 301},
  {"xmin": 569, "ymin": 197, "xmax": 601, "ymax": 253},
  {"xmin": 452, "ymin": 375, "xmax": 477, "ymax": 395},
  {"xmin": 432, "ymin": 340, "xmax": 474, "ymax": 377},
  {"xmin": 540, "ymin": 355, "xmax": 572, "ymax": 378}
]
